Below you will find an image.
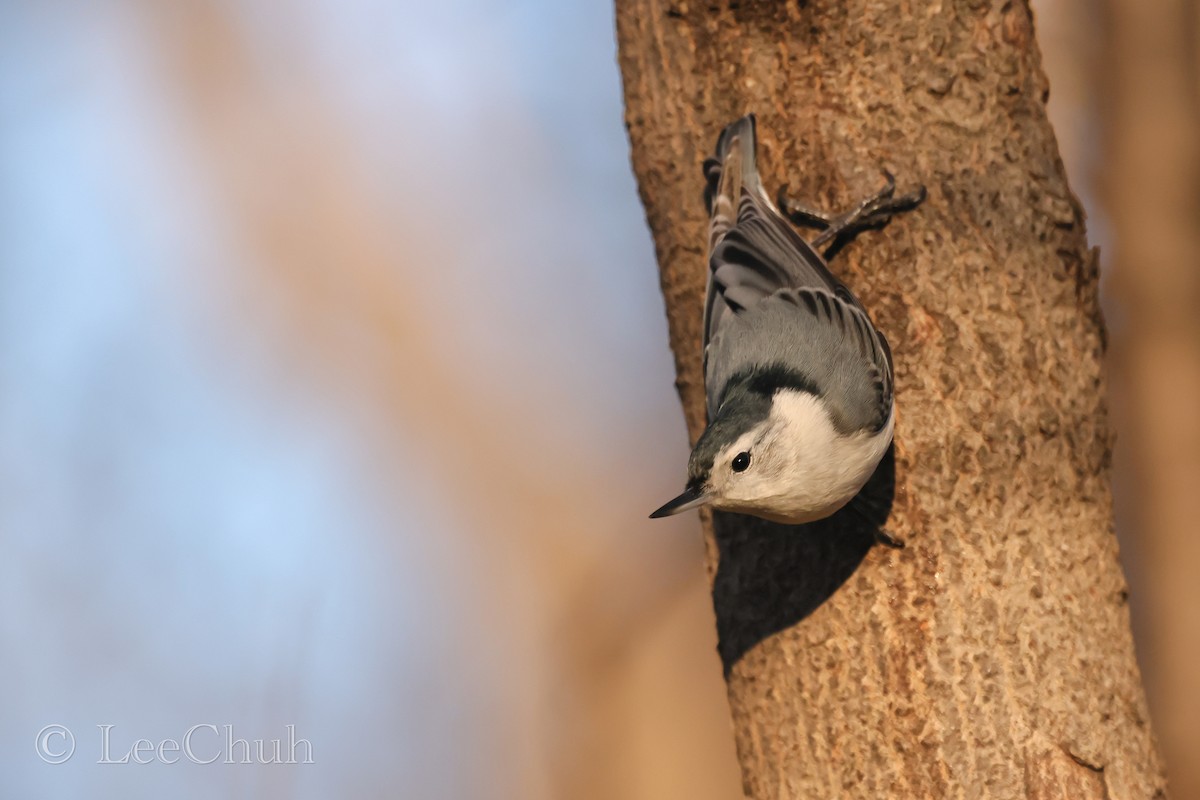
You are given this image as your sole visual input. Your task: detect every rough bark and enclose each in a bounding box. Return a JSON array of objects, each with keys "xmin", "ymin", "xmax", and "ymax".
[{"xmin": 616, "ymin": 1, "xmax": 1168, "ymax": 798}]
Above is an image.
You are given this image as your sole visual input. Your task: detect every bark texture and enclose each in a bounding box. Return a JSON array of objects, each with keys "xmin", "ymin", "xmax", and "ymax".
[{"xmin": 616, "ymin": 1, "xmax": 1168, "ymax": 798}]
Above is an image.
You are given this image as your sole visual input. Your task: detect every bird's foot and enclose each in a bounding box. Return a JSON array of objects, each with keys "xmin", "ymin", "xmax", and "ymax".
[{"xmin": 777, "ymin": 172, "xmax": 926, "ymax": 250}]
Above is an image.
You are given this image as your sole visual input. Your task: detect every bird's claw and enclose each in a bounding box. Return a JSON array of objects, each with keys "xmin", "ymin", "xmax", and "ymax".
[
  {"xmin": 874, "ymin": 528, "xmax": 906, "ymax": 549},
  {"xmin": 777, "ymin": 171, "xmax": 926, "ymax": 251}
]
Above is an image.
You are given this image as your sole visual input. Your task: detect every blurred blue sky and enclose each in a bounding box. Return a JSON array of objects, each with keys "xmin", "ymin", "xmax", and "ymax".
[{"xmin": 0, "ymin": 2, "xmax": 719, "ymax": 798}]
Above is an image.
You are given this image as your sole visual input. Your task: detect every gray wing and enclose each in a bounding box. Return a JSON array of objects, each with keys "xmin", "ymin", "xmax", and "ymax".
[
  {"xmin": 706, "ymin": 191, "xmax": 848, "ymax": 318},
  {"xmin": 701, "ymin": 115, "xmax": 892, "ymax": 432}
]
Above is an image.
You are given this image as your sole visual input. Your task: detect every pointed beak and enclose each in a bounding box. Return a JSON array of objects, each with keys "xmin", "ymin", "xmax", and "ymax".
[{"xmin": 649, "ymin": 483, "xmax": 710, "ymax": 518}]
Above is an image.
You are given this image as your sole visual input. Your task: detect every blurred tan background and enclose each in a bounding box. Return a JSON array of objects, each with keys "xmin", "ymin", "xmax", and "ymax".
[{"xmin": 0, "ymin": 1, "xmax": 1194, "ymax": 798}]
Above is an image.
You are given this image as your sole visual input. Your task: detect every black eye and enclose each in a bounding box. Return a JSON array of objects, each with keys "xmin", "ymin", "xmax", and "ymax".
[{"xmin": 731, "ymin": 452, "xmax": 751, "ymax": 472}]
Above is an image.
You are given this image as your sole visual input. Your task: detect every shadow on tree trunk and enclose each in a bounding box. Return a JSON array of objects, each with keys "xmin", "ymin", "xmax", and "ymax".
[{"xmin": 712, "ymin": 445, "xmax": 894, "ymax": 674}]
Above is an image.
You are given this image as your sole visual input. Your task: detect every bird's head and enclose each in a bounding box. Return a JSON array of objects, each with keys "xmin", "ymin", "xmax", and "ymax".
[{"xmin": 651, "ymin": 381, "xmax": 889, "ymax": 525}]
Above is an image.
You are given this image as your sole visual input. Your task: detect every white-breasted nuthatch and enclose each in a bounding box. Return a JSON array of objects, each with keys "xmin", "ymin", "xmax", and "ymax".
[{"xmin": 651, "ymin": 114, "xmax": 923, "ymax": 526}]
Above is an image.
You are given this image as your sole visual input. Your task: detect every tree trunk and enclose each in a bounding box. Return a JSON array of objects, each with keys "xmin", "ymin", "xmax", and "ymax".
[{"xmin": 616, "ymin": 1, "xmax": 1168, "ymax": 797}]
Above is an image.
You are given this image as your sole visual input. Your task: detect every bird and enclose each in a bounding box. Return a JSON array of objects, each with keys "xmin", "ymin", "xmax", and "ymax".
[{"xmin": 649, "ymin": 114, "xmax": 923, "ymax": 530}]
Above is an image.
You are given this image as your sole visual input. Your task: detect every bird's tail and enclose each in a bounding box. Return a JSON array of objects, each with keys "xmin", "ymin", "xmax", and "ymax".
[
  {"xmin": 704, "ymin": 114, "xmax": 766, "ymax": 251},
  {"xmin": 703, "ymin": 114, "xmax": 765, "ymax": 212}
]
